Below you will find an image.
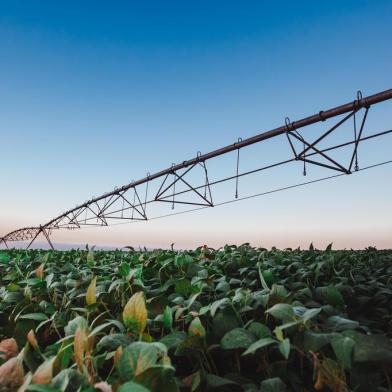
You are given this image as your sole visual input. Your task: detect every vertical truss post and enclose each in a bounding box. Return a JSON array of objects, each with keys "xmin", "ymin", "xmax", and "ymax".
[
  {"xmin": 349, "ymin": 106, "xmax": 369, "ymax": 172},
  {"xmin": 0, "ymin": 239, "xmax": 8, "ymax": 249},
  {"xmin": 42, "ymin": 226, "xmax": 54, "ymax": 250},
  {"xmin": 27, "ymin": 228, "xmax": 41, "ymax": 250}
]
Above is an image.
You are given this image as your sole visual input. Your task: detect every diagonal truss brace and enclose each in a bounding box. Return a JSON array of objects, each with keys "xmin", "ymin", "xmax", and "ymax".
[
  {"xmin": 286, "ymin": 106, "xmax": 370, "ymax": 175},
  {"xmin": 155, "ymin": 161, "xmax": 214, "ymax": 207}
]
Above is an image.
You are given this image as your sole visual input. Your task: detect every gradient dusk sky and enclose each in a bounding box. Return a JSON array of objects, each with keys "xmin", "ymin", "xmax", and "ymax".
[{"xmin": 0, "ymin": 1, "xmax": 391, "ymax": 249}]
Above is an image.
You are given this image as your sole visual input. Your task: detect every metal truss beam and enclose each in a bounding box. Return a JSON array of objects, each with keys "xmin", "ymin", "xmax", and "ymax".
[{"xmin": 1, "ymin": 88, "xmax": 392, "ymax": 248}]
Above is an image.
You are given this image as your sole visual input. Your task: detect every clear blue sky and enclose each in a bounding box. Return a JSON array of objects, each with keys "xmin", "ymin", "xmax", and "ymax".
[{"xmin": 1, "ymin": 1, "xmax": 391, "ymax": 249}]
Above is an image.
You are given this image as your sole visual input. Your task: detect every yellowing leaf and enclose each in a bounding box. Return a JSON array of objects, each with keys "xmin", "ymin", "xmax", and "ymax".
[
  {"xmin": 0, "ymin": 338, "xmax": 18, "ymax": 360},
  {"xmin": 32, "ymin": 357, "xmax": 55, "ymax": 384},
  {"xmin": 123, "ymin": 291, "xmax": 148, "ymax": 334},
  {"xmin": 0, "ymin": 357, "xmax": 24, "ymax": 390},
  {"xmin": 274, "ymin": 326, "xmax": 284, "ymax": 342},
  {"xmin": 114, "ymin": 346, "xmax": 123, "ymax": 366},
  {"xmin": 74, "ymin": 327, "xmax": 88, "ymax": 371},
  {"xmin": 86, "ymin": 277, "xmax": 97, "ymax": 306},
  {"xmin": 27, "ymin": 330, "xmax": 39, "ymax": 350},
  {"xmin": 35, "ymin": 263, "xmax": 45, "ymax": 280},
  {"xmin": 188, "ymin": 317, "xmax": 206, "ymax": 338}
]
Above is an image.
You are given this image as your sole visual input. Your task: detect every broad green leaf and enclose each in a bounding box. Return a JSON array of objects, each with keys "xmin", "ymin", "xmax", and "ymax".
[
  {"xmin": 119, "ymin": 262, "xmax": 131, "ymax": 278},
  {"xmin": 175, "ymin": 278, "xmax": 193, "ymax": 296},
  {"xmin": 188, "ymin": 317, "xmax": 205, "ymax": 338},
  {"xmin": 331, "ymin": 336, "xmax": 355, "ymax": 369},
  {"xmin": 324, "ymin": 316, "xmax": 359, "ymax": 332},
  {"xmin": 134, "ymin": 365, "xmax": 178, "ymax": 392},
  {"xmin": 303, "ymin": 331, "xmax": 340, "ymax": 352},
  {"xmin": 278, "ymin": 338, "xmax": 290, "ymax": 359},
  {"xmin": 213, "ymin": 309, "xmax": 241, "ymax": 337},
  {"xmin": 97, "ymin": 333, "xmax": 134, "ymax": 351},
  {"xmin": 51, "ymin": 369, "xmax": 84, "ymax": 391},
  {"xmin": 0, "ymin": 252, "xmax": 11, "ymax": 264},
  {"xmin": 216, "ymin": 281, "xmax": 230, "ymax": 293},
  {"xmin": 19, "ymin": 313, "xmax": 49, "ymax": 321},
  {"xmin": 260, "ymin": 377, "xmax": 287, "ymax": 392},
  {"xmin": 210, "ymin": 298, "xmax": 230, "ymax": 317},
  {"xmin": 302, "ymin": 308, "xmax": 321, "ymax": 321},
  {"xmin": 221, "ymin": 328, "xmax": 256, "ymax": 350},
  {"xmin": 266, "ymin": 303, "xmax": 295, "ymax": 321},
  {"xmin": 242, "ymin": 337, "xmax": 276, "ymax": 356},
  {"xmin": 117, "ymin": 381, "xmax": 150, "ymax": 392},
  {"xmin": 315, "ymin": 285, "xmax": 344, "ymax": 307},
  {"xmin": 117, "ymin": 342, "xmax": 169, "ymax": 381},
  {"xmin": 64, "ymin": 317, "xmax": 88, "ymax": 336},
  {"xmin": 247, "ymin": 322, "xmax": 271, "ymax": 339},
  {"xmin": 160, "ymin": 331, "xmax": 187, "ymax": 351},
  {"xmin": 89, "ymin": 321, "xmax": 123, "ymax": 338}
]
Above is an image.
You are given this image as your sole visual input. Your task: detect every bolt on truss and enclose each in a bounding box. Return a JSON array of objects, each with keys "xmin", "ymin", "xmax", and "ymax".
[{"xmin": 1, "ymin": 88, "xmax": 392, "ymax": 249}]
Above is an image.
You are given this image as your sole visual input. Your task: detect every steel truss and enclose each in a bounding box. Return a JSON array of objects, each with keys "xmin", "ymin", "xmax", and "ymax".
[{"xmin": 1, "ymin": 88, "xmax": 392, "ymax": 249}]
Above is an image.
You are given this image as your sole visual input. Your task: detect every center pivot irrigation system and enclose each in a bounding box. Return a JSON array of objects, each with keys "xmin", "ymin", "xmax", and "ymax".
[{"xmin": 1, "ymin": 88, "xmax": 392, "ymax": 249}]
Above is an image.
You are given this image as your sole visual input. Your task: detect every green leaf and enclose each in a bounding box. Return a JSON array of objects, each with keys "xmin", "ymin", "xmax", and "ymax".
[
  {"xmin": 324, "ymin": 316, "xmax": 359, "ymax": 332},
  {"xmin": 188, "ymin": 317, "xmax": 206, "ymax": 338},
  {"xmin": 89, "ymin": 320, "xmax": 122, "ymax": 338},
  {"xmin": 331, "ymin": 336, "xmax": 355, "ymax": 369},
  {"xmin": 52, "ymin": 369, "xmax": 84, "ymax": 392},
  {"xmin": 206, "ymin": 373, "xmax": 239, "ymax": 389},
  {"xmin": 278, "ymin": 338, "xmax": 290, "ymax": 359},
  {"xmin": 64, "ymin": 316, "xmax": 88, "ymax": 336},
  {"xmin": 266, "ymin": 303, "xmax": 295, "ymax": 321},
  {"xmin": 191, "ymin": 371, "xmax": 201, "ymax": 392},
  {"xmin": 258, "ymin": 266, "xmax": 270, "ymax": 290},
  {"xmin": 0, "ymin": 252, "xmax": 11, "ymax": 264},
  {"xmin": 210, "ymin": 298, "xmax": 230, "ymax": 317},
  {"xmin": 215, "ymin": 281, "xmax": 230, "ymax": 293},
  {"xmin": 117, "ymin": 342, "xmax": 169, "ymax": 381},
  {"xmin": 260, "ymin": 377, "xmax": 287, "ymax": 392},
  {"xmin": 19, "ymin": 313, "xmax": 49, "ymax": 321},
  {"xmin": 119, "ymin": 262, "xmax": 131, "ymax": 278},
  {"xmin": 160, "ymin": 331, "xmax": 187, "ymax": 351},
  {"xmin": 302, "ymin": 308, "xmax": 321, "ymax": 321},
  {"xmin": 242, "ymin": 337, "xmax": 276, "ymax": 356},
  {"xmin": 212, "ymin": 309, "xmax": 241, "ymax": 338},
  {"xmin": 175, "ymin": 335, "xmax": 204, "ymax": 356},
  {"xmin": 315, "ymin": 285, "xmax": 344, "ymax": 307},
  {"xmin": 303, "ymin": 331, "xmax": 340, "ymax": 352},
  {"xmin": 247, "ymin": 322, "xmax": 271, "ymax": 339},
  {"xmin": 162, "ymin": 306, "xmax": 173, "ymax": 331},
  {"xmin": 175, "ymin": 278, "xmax": 194, "ymax": 296},
  {"xmin": 134, "ymin": 365, "xmax": 177, "ymax": 392},
  {"xmin": 221, "ymin": 328, "xmax": 256, "ymax": 350},
  {"xmin": 117, "ymin": 381, "xmax": 150, "ymax": 392},
  {"xmin": 97, "ymin": 333, "xmax": 134, "ymax": 351}
]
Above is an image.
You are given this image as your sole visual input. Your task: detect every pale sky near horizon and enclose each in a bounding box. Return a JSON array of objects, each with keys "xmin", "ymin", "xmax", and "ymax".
[{"xmin": 0, "ymin": 1, "xmax": 391, "ymax": 250}]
